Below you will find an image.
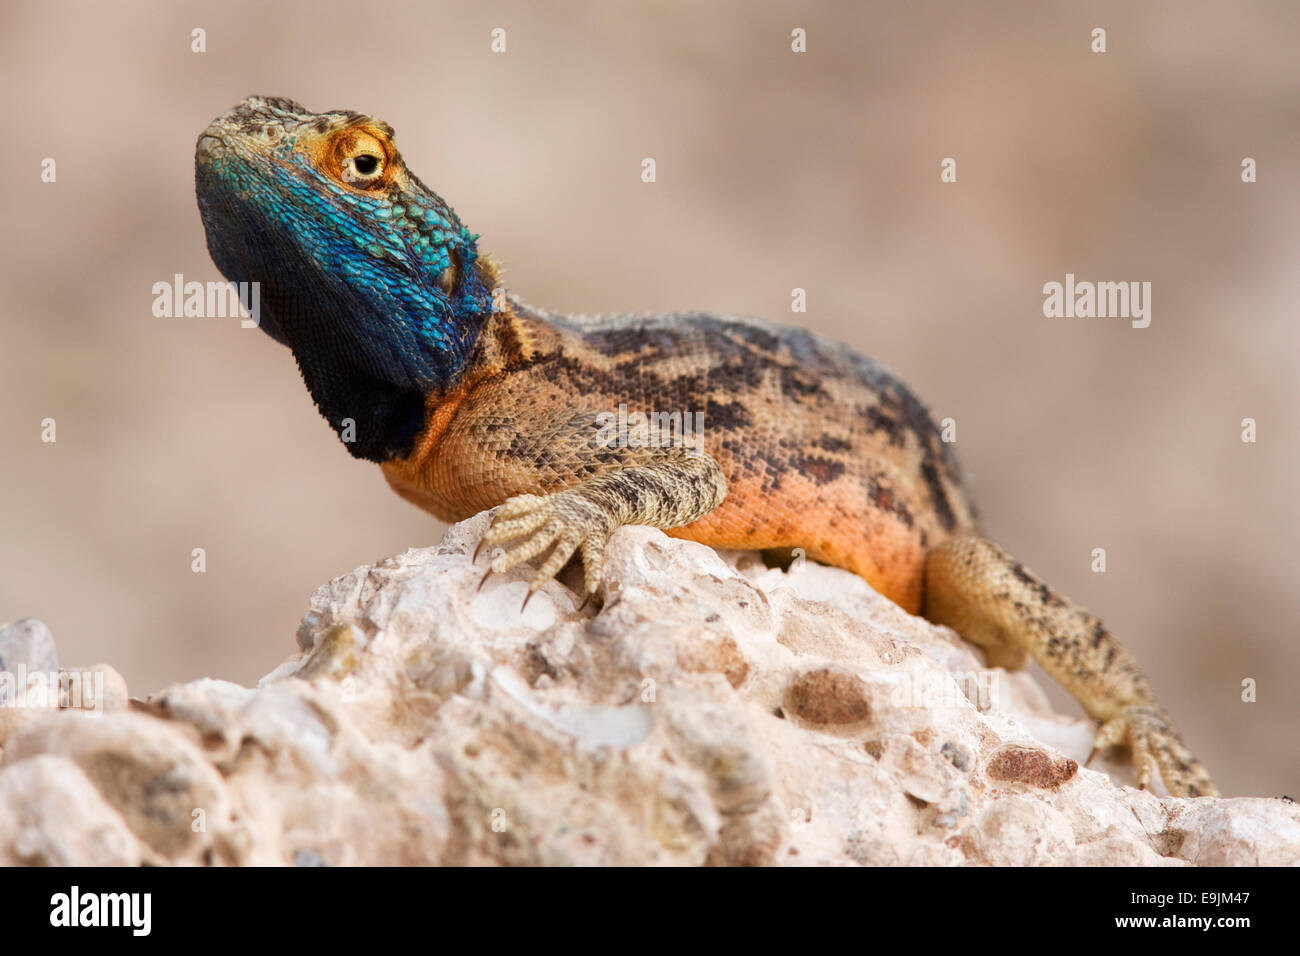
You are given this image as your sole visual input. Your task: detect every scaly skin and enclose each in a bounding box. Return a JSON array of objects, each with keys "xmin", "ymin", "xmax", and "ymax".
[{"xmin": 195, "ymin": 96, "xmax": 1217, "ymax": 797}]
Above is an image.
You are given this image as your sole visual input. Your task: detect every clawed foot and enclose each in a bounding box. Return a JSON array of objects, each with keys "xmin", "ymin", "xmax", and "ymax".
[
  {"xmin": 1088, "ymin": 705, "xmax": 1219, "ymax": 798},
  {"xmin": 474, "ymin": 490, "xmax": 616, "ymax": 607}
]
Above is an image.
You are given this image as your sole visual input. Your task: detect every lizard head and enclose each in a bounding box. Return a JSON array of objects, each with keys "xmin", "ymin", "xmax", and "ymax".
[{"xmin": 195, "ymin": 96, "xmax": 496, "ymax": 392}]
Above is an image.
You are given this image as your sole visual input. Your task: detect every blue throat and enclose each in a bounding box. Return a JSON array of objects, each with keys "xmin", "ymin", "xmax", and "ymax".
[{"xmin": 197, "ymin": 119, "xmax": 496, "ymax": 462}]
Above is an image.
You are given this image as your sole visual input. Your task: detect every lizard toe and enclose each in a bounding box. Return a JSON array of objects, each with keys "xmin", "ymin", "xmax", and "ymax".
[
  {"xmin": 1094, "ymin": 706, "xmax": 1219, "ymax": 798},
  {"xmin": 482, "ymin": 499, "xmax": 552, "ymax": 547},
  {"xmin": 480, "ymin": 488, "xmax": 618, "ymax": 598},
  {"xmin": 529, "ymin": 532, "xmax": 582, "ymax": 592},
  {"xmin": 494, "ymin": 494, "xmax": 545, "ymax": 520},
  {"xmin": 491, "ymin": 518, "xmax": 563, "ymax": 574},
  {"xmin": 580, "ymin": 536, "xmax": 607, "ymax": 597}
]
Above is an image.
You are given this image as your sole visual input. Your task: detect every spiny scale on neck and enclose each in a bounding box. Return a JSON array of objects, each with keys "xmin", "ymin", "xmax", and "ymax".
[{"xmin": 195, "ymin": 96, "xmax": 499, "ymax": 461}]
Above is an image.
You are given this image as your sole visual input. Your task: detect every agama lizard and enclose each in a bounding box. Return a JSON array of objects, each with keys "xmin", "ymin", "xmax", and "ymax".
[{"xmin": 195, "ymin": 96, "xmax": 1217, "ymax": 797}]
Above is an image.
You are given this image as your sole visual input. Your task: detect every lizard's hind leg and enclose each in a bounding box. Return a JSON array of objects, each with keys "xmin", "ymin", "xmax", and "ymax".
[{"xmin": 923, "ymin": 536, "xmax": 1218, "ymax": 798}]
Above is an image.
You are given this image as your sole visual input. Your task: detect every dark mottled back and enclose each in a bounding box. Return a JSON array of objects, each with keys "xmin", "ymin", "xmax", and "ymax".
[{"xmin": 507, "ymin": 301, "xmax": 977, "ymax": 544}]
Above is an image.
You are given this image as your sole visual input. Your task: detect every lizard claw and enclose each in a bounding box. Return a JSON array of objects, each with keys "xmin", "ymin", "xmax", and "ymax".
[
  {"xmin": 478, "ymin": 489, "xmax": 615, "ymax": 603},
  {"xmin": 1090, "ymin": 705, "xmax": 1219, "ymax": 798}
]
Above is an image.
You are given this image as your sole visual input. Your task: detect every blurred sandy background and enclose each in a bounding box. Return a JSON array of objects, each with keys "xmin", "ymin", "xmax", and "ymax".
[{"xmin": 1, "ymin": 1, "xmax": 1296, "ymax": 798}]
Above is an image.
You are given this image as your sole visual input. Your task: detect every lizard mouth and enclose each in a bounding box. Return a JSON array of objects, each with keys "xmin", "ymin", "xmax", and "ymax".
[{"xmin": 195, "ymin": 133, "xmax": 225, "ymax": 163}]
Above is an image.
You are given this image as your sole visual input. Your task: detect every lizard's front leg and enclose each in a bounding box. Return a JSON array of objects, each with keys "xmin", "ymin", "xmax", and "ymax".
[
  {"xmin": 923, "ymin": 536, "xmax": 1217, "ymax": 798},
  {"xmin": 480, "ymin": 450, "xmax": 727, "ymax": 600}
]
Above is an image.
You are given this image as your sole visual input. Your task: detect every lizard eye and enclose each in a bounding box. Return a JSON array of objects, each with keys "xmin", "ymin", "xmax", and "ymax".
[
  {"xmin": 341, "ymin": 152, "xmax": 384, "ymax": 184},
  {"xmin": 330, "ymin": 128, "xmax": 391, "ymax": 188}
]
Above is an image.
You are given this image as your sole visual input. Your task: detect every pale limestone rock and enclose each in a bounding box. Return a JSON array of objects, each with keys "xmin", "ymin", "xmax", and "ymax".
[
  {"xmin": 67, "ymin": 664, "xmax": 130, "ymax": 714},
  {"xmin": 0, "ymin": 618, "xmax": 58, "ymax": 681},
  {"xmin": 0, "ymin": 755, "xmax": 146, "ymax": 866},
  {"xmin": 0, "ymin": 512, "xmax": 1296, "ymax": 866}
]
